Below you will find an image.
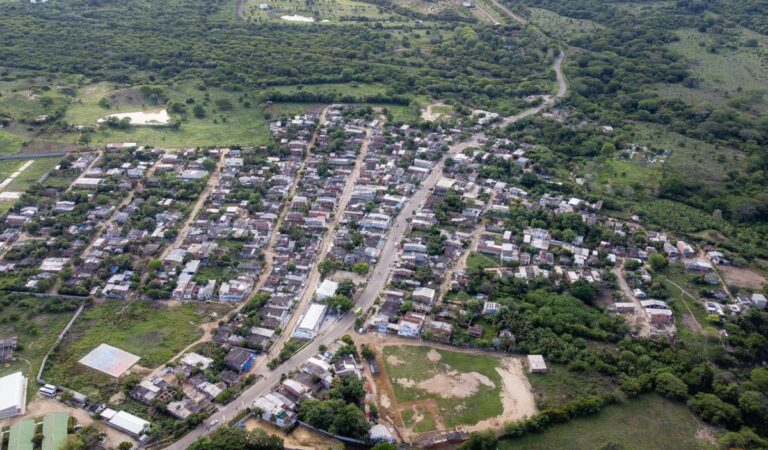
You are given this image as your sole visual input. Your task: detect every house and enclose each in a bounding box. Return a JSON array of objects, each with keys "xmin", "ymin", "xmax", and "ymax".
[
  {"xmin": 225, "ymin": 348, "xmax": 257, "ymax": 373},
  {"xmin": 397, "ymin": 312, "xmax": 425, "ymax": 338},
  {"xmin": 482, "ymin": 301, "xmax": 500, "ymax": 316},
  {"xmin": 412, "ymin": 287, "xmax": 436, "ymax": 311},
  {"xmin": 219, "ymin": 276, "xmax": 254, "ymax": 302},
  {"xmin": 426, "ymin": 320, "xmax": 453, "ymax": 343},
  {"xmin": 752, "ymin": 293, "xmax": 767, "ymax": 309},
  {"xmin": 316, "ymin": 279, "xmax": 338, "ymax": 300},
  {"xmin": 102, "ymin": 410, "xmax": 150, "ymax": 438},
  {"xmin": 676, "ymin": 240, "xmax": 695, "ymax": 258},
  {"xmin": 180, "ymin": 352, "xmax": 213, "ymax": 370},
  {"xmin": 527, "ymin": 355, "xmax": 547, "ymax": 373}
]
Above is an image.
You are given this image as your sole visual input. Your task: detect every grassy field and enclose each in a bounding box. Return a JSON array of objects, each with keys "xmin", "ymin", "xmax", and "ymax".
[
  {"xmin": 4, "ymin": 158, "xmax": 59, "ymax": 191},
  {"xmin": 44, "ymin": 300, "xmax": 210, "ymax": 400},
  {"xmin": 466, "ymin": 252, "xmax": 502, "ymax": 271},
  {"xmin": 527, "ymin": 7, "xmax": 603, "ymax": 42},
  {"xmin": 382, "ymin": 345, "xmax": 503, "ymax": 427},
  {"xmin": 240, "ymin": 0, "xmax": 403, "ymax": 24},
  {"xmin": 589, "ymin": 158, "xmax": 661, "ymax": 198},
  {"xmin": 0, "ymin": 296, "xmax": 80, "ymax": 402},
  {"xmin": 64, "ymin": 81, "xmax": 271, "ymax": 148},
  {"xmin": 0, "ymin": 130, "xmax": 25, "ymax": 156},
  {"xmin": 660, "ymin": 27, "xmax": 768, "ymax": 113},
  {"xmin": 527, "ymin": 363, "xmax": 617, "ymax": 409},
  {"xmin": 500, "ymin": 394, "xmax": 708, "ymax": 450}
]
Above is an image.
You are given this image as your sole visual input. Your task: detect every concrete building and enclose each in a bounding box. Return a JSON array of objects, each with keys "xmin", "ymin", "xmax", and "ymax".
[
  {"xmin": 0, "ymin": 371, "xmax": 27, "ymax": 419},
  {"xmin": 293, "ymin": 303, "xmax": 327, "ymax": 340}
]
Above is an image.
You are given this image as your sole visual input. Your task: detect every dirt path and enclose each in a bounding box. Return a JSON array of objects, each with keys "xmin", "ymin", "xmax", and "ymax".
[
  {"xmin": 613, "ymin": 265, "xmax": 652, "ymax": 337},
  {"xmin": 666, "ymin": 278, "xmax": 705, "ymax": 333},
  {"xmin": 158, "ymin": 149, "xmax": 227, "ymax": 262}
]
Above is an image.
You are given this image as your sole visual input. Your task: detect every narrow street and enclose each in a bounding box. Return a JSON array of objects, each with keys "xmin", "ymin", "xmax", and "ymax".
[{"xmin": 612, "ymin": 265, "xmax": 652, "ymax": 337}]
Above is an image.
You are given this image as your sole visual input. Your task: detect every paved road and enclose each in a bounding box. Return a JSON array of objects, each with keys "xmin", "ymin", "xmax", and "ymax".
[{"xmin": 165, "ymin": 42, "xmax": 568, "ymax": 450}]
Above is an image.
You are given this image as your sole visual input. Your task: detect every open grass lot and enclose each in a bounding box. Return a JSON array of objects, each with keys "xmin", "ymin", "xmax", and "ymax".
[
  {"xmin": 589, "ymin": 158, "xmax": 661, "ymax": 197},
  {"xmin": 632, "ymin": 123, "xmax": 746, "ymax": 189},
  {"xmin": 382, "ymin": 345, "xmax": 503, "ymax": 427},
  {"xmin": 0, "ymin": 159, "xmax": 24, "ymax": 181},
  {"xmin": 0, "ymin": 296, "xmax": 80, "ymax": 402},
  {"xmin": 44, "ymin": 300, "xmax": 210, "ymax": 400},
  {"xmin": 466, "ymin": 251, "xmax": 502, "ymax": 271},
  {"xmin": 0, "ymin": 130, "xmax": 25, "ymax": 156},
  {"xmin": 527, "ymin": 7, "xmax": 603, "ymax": 42},
  {"xmin": 661, "ymin": 27, "xmax": 768, "ymax": 113},
  {"xmin": 240, "ymin": 0, "xmax": 403, "ymax": 24},
  {"xmin": 4, "ymin": 158, "xmax": 59, "ymax": 192},
  {"xmin": 527, "ymin": 363, "xmax": 617, "ymax": 409},
  {"xmin": 499, "ymin": 394, "xmax": 708, "ymax": 450},
  {"xmin": 63, "ymin": 81, "xmax": 271, "ymax": 148}
]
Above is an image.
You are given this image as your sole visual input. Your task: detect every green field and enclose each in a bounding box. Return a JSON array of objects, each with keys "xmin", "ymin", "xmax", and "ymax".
[
  {"xmin": 63, "ymin": 81, "xmax": 271, "ymax": 148},
  {"xmin": 527, "ymin": 7, "xmax": 603, "ymax": 42},
  {"xmin": 382, "ymin": 345, "xmax": 504, "ymax": 427},
  {"xmin": 466, "ymin": 251, "xmax": 502, "ymax": 271},
  {"xmin": 660, "ymin": 28, "xmax": 768, "ymax": 113},
  {"xmin": 0, "ymin": 130, "xmax": 25, "ymax": 156},
  {"xmin": 5, "ymin": 158, "xmax": 59, "ymax": 191},
  {"xmin": 0, "ymin": 296, "xmax": 80, "ymax": 402},
  {"xmin": 499, "ymin": 394, "xmax": 708, "ymax": 450},
  {"xmin": 44, "ymin": 300, "xmax": 210, "ymax": 400},
  {"xmin": 527, "ymin": 363, "xmax": 617, "ymax": 409},
  {"xmin": 240, "ymin": 0, "xmax": 403, "ymax": 25}
]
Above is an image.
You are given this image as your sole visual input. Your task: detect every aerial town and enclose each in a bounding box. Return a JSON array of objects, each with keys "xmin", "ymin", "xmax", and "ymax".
[
  {"xmin": 2, "ymin": 0, "xmax": 768, "ymax": 448},
  {"xmin": 1, "ymin": 99, "xmax": 766, "ymax": 450}
]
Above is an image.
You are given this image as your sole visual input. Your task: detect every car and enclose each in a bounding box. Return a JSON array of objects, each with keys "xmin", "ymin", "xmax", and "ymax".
[{"xmin": 207, "ymin": 419, "xmax": 219, "ymax": 429}]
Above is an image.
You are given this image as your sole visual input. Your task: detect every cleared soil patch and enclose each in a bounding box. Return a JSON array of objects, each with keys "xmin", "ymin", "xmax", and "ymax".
[
  {"xmin": 720, "ymin": 265, "xmax": 767, "ymax": 290},
  {"xmin": 245, "ymin": 417, "xmax": 343, "ymax": 450}
]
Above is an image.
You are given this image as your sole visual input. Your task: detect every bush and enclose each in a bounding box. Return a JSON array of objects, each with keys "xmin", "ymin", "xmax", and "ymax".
[{"xmin": 654, "ymin": 372, "xmax": 688, "ymax": 400}]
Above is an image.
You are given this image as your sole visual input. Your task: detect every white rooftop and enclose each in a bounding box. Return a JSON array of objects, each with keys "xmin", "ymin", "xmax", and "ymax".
[{"xmin": 0, "ymin": 372, "xmax": 27, "ymax": 420}]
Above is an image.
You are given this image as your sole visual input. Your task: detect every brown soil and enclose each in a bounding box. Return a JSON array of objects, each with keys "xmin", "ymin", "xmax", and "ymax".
[
  {"xmin": 720, "ymin": 266, "xmax": 767, "ymax": 290},
  {"xmin": 244, "ymin": 418, "xmax": 344, "ymax": 450}
]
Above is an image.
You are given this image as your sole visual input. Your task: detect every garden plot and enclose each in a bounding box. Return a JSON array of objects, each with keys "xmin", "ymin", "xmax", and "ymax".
[{"xmin": 377, "ymin": 344, "xmax": 536, "ymax": 440}]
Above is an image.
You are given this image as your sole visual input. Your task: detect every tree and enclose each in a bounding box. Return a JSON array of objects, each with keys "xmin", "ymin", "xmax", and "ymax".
[
  {"xmin": 570, "ymin": 280, "xmax": 596, "ymax": 305},
  {"xmin": 351, "ymin": 262, "xmax": 369, "ymax": 275},
  {"xmin": 147, "ymin": 259, "xmax": 163, "ymax": 271},
  {"xmin": 329, "ymin": 376, "xmax": 366, "ymax": 406},
  {"xmin": 118, "ymin": 442, "xmax": 134, "ymax": 450},
  {"xmin": 648, "ymin": 253, "xmax": 668, "ymax": 272},
  {"xmin": 371, "ymin": 443, "xmax": 397, "ymax": 450},
  {"xmin": 193, "ymin": 104, "xmax": 206, "ymax": 119},
  {"xmin": 188, "ymin": 427, "xmax": 283, "ymax": 450},
  {"xmin": 328, "ymin": 295, "xmax": 353, "ymax": 313},
  {"xmin": 688, "ymin": 393, "xmax": 742, "ymax": 428},
  {"xmin": 654, "ymin": 372, "xmax": 689, "ymax": 400},
  {"xmin": 457, "ymin": 431, "xmax": 498, "ymax": 450}
]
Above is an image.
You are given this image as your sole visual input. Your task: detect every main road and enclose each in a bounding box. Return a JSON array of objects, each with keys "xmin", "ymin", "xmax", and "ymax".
[{"xmin": 164, "ymin": 51, "xmax": 567, "ymax": 450}]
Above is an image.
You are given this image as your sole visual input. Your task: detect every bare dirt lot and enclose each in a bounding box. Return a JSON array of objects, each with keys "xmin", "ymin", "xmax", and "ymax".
[
  {"xmin": 720, "ymin": 266, "xmax": 767, "ymax": 290},
  {"xmin": 244, "ymin": 417, "xmax": 344, "ymax": 449}
]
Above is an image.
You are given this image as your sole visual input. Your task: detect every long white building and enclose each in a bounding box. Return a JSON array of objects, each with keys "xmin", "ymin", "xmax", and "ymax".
[
  {"xmin": 0, "ymin": 372, "xmax": 27, "ymax": 419},
  {"xmin": 293, "ymin": 303, "xmax": 327, "ymax": 340}
]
